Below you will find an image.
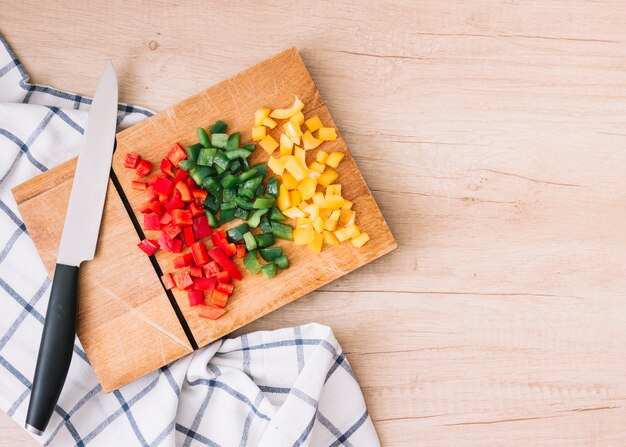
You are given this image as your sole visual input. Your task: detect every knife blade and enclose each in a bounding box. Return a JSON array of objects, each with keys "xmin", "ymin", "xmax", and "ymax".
[{"xmin": 25, "ymin": 61, "xmax": 118, "ymax": 436}]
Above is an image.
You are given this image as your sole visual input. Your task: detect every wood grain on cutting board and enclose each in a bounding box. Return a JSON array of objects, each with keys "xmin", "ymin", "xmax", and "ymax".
[{"xmin": 12, "ymin": 48, "xmax": 396, "ymax": 391}]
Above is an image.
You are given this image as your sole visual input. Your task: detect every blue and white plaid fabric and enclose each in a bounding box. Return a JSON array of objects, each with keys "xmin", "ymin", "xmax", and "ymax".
[{"xmin": 0, "ymin": 35, "xmax": 380, "ymax": 447}]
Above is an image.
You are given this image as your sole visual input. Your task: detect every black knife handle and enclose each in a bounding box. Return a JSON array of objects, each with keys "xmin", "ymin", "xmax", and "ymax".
[{"xmin": 25, "ymin": 263, "xmax": 79, "ymax": 435}]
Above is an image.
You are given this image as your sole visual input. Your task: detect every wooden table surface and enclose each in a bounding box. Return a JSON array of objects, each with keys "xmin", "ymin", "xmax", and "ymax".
[{"xmin": 2, "ymin": 1, "xmax": 626, "ymax": 446}]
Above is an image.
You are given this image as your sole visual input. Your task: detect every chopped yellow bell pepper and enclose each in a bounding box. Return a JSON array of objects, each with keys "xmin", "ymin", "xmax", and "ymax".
[
  {"xmin": 334, "ymin": 227, "xmax": 351, "ymax": 242},
  {"xmin": 281, "ymin": 172, "xmax": 299, "ymax": 190},
  {"xmin": 345, "ymin": 224, "xmax": 361, "ymax": 238},
  {"xmin": 325, "ymin": 195, "xmax": 345, "ymax": 210},
  {"xmin": 284, "ymin": 206, "xmax": 306, "ymax": 219},
  {"xmin": 252, "ymin": 126, "xmax": 267, "ymax": 141},
  {"xmin": 341, "ymin": 200, "xmax": 353, "ymax": 210},
  {"xmin": 329, "ymin": 210, "xmax": 341, "ymax": 221},
  {"xmin": 284, "ymin": 121, "xmax": 302, "ymax": 145},
  {"xmin": 325, "ymin": 151, "xmax": 345, "ymax": 168},
  {"xmin": 297, "ymin": 177, "xmax": 317, "ymax": 201},
  {"xmin": 318, "ymin": 170, "xmax": 339, "ymax": 187},
  {"xmin": 270, "ymin": 97, "xmax": 304, "ymax": 119},
  {"xmin": 339, "ymin": 209, "xmax": 356, "ymax": 227},
  {"xmin": 290, "ymin": 111, "xmax": 304, "ymax": 127},
  {"xmin": 326, "ymin": 184, "xmax": 341, "ymax": 196},
  {"xmin": 308, "ymin": 231, "xmax": 324, "ymax": 253},
  {"xmin": 254, "ymin": 108, "xmax": 270, "ymax": 127},
  {"xmin": 284, "ymin": 156, "xmax": 307, "ymax": 181},
  {"xmin": 279, "ymin": 134, "xmax": 293, "ymax": 155},
  {"xmin": 305, "ymin": 115, "xmax": 323, "ymax": 132},
  {"xmin": 289, "ymin": 190, "xmax": 301, "ymax": 207},
  {"xmin": 319, "ymin": 208, "xmax": 332, "ymax": 220},
  {"xmin": 323, "ymin": 230, "xmax": 339, "ymax": 245},
  {"xmin": 316, "ymin": 150, "xmax": 329, "ymax": 164},
  {"xmin": 312, "ymin": 192, "xmax": 326, "ymax": 208},
  {"xmin": 298, "ymin": 200, "xmax": 310, "ymax": 211},
  {"xmin": 312, "ymin": 216, "xmax": 325, "ymax": 233},
  {"xmin": 318, "ymin": 127, "xmax": 337, "ymax": 141},
  {"xmin": 268, "ymin": 156, "xmax": 285, "ymax": 175},
  {"xmin": 259, "ymin": 135, "xmax": 279, "ymax": 154},
  {"xmin": 324, "ymin": 217, "xmax": 339, "ymax": 232},
  {"xmin": 294, "ymin": 146, "xmax": 306, "ymax": 165},
  {"xmin": 293, "ymin": 225, "xmax": 314, "ymax": 245},
  {"xmin": 296, "ymin": 217, "xmax": 310, "ymax": 228},
  {"xmin": 351, "ymin": 232, "xmax": 369, "ymax": 248},
  {"xmin": 262, "ymin": 116, "xmax": 277, "ymax": 129},
  {"xmin": 309, "ymin": 161, "xmax": 325, "ymax": 174},
  {"xmin": 277, "ymin": 184, "xmax": 291, "ymax": 211},
  {"xmin": 303, "ymin": 204, "xmax": 319, "ymax": 220},
  {"xmin": 302, "ymin": 130, "xmax": 323, "ymax": 150}
]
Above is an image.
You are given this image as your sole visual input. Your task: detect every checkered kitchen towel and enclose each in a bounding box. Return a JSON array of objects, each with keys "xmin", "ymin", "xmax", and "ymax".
[{"xmin": 0, "ymin": 35, "xmax": 380, "ymax": 446}]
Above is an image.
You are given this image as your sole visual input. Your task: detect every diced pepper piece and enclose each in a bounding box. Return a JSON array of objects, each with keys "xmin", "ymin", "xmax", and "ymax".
[
  {"xmin": 160, "ymin": 158, "xmax": 176, "ymax": 178},
  {"xmin": 190, "ymin": 266, "xmax": 203, "ymax": 278},
  {"xmin": 149, "ymin": 200, "xmax": 166, "ymax": 216},
  {"xmin": 137, "ymin": 239, "xmax": 158, "ymax": 256},
  {"xmin": 308, "ymin": 231, "xmax": 324, "ymax": 253},
  {"xmin": 191, "ymin": 242, "xmax": 210, "ymax": 265},
  {"xmin": 253, "ymin": 197, "xmax": 275, "ymax": 209},
  {"xmin": 173, "ymin": 271, "xmax": 193, "ymax": 290},
  {"xmin": 293, "ymin": 225, "xmax": 314, "ymax": 245},
  {"xmin": 196, "ymin": 304, "xmax": 227, "ymax": 320},
  {"xmin": 284, "ymin": 207, "xmax": 306, "ymax": 219},
  {"xmin": 267, "ymin": 156, "xmax": 284, "ymax": 176},
  {"xmin": 283, "ymin": 122, "xmax": 301, "ymax": 145},
  {"xmin": 325, "ymin": 194, "xmax": 345, "ymax": 210},
  {"xmin": 259, "ymin": 135, "xmax": 279, "ymax": 155},
  {"xmin": 261, "ymin": 263, "xmax": 278, "ymax": 279},
  {"xmin": 171, "ymin": 209, "xmax": 193, "ymax": 226},
  {"xmin": 208, "ymin": 247, "xmax": 243, "ymax": 280},
  {"xmin": 279, "ymin": 134, "xmax": 294, "ymax": 155},
  {"xmin": 186, "ymin": 143, "xmax": 202, "ymax": 162},
  {"xmin": 269, "ymin": 97, "xmax": 304, "ymax": 119},
  {"xmin": 316, "ymin": 151, "xmax": 329, "ymax": 164},
  {"xmin": 303, "ymin": 204, "xmax": 320, "ymax": 220},
  {"xmin": 275, "ymin": 255, "xmax": 289, "ymax": 269},
  {"xmin": 178, "ymin": 159, "xmax": 195, "ymax": 171},
  {"xmin": 248, "ymin": 209, "xmax": 269, "ymax": 228},
  {"xmin": 339, "ymin": 209, "xmax": 356, "ymax": 227},
  {"xmin": 211, "ymin": 133, "xmax": 229, "ymax": 149},
  {"xmin": 308, "ymin": 161, "xmax": 325, "ymax": 174},
  {"xmin": 173, "ymin": 253, "xmax": 194, "ymax": 268},
  {"xmin": 326, "ymin": 184, "xmax": 342, "ymax": 196},
  {"xmin": 192, "ymin": 215, "xmax": 212, "ymax": 240},
  {"xmin": 255, "ymin": 108, "xmax": 271, "ymax": 126},
  {"xmin": 323, "ymin": 230, "xmax": 339, "ymax": 245},
  {"xmin": 251, "ymin": 126, "xmax": 266, "ymax": 141},
  {"xmin": 298, "ymin": 200, "xmax": 310, "ymax": 211},
  {"xmin": 296, "ymin": 217, "xmax": 311, "ymax": 227},
  {"xmin": 192, "ymin": 189, "xmax": 208, "ymax": 201},
  {"xmin": 267, "ymin": 178, "xmax": 280, "ymax": 197},
  {"xmin": 318, "ymin": 170, "xmax": 339, "ymax": 187},
  {"xmin": 284, "ymin": 156, "xmax": 307, "ymax": 181},
  {"xmin": 210, "ymin": 290, "xmax": 229, "ymax": 308},
  {"xmin": 341, "ymin": 200, "xmax": 353, "ymax": 210},
  {"xmin": 194, "ymin": 277, "xmax": 217, "ymax": 291},
  {"xmin": 270, "ymin": 207, "xmax": 286, "ymax": 222},
  {"xmin": 143, "ymin": 213, "xmax": 161, "ymax": 231},
  {"xmin": 277, "ymin": 184, "xmax": 291, "ymax": 211},
  {"xmin": 318, "ymin": 127, "xmax": 337, "ymax": 141},
  {"xmin": 161, "ymin": 273, "xmax": 175, "ymax": 290},
  {"xmin": 319, "ymin": 208, "xmax": 332, "ymax": 220},
  {"xmin": 166, "ymin": 143, "xmax": 187, "ymax": 168},
  {"xmin": 236, "ymin": 244, "xmax": 247, "ymax": 258},
  {"xmin": 290, "ymin": 111, "xmax": 304, "ymax": 127},
  {"xmin": 281, "ymin": 173, "xmax": 299, "ymax": 190},
  {"xmin": 216, "ymin": 270, "xmax": 231, "ymax": 283},
  {"xmin": 312, "ymin": 216, "xmax": 325, "ymax": 233},
  {"xmin": 305, "ymin": 115, "xmax": 323, "ymax": 132},
  {"xmin": 171, "ymin": 238, "xmax": 183, "ymax": 253},
  {"xmin": 203, "ymin": 261, "xmax": 220, "ymax": 278},
  {"xmin": 196, "ymin": 127, "xmax": 211, "ymax": 147},
  {"xmin": 187, "ymin": 202, "xmax": 204, "ymax": 218},
  {"xmin": 158, "ymin": 231, "xmax": 174, "ymax": 252},
  {"xmin": 132, "ymin": 180, "xmax": 147, "ymax": 191},
  {"xmin": 297, "ymin": 177, "xmax": 317, "ymax": 201},
  {"xmin": 182, "ymin": 226, "xmax": 195, "ymax": 247},
  {"xmin": 325, "ymin": 151, "xmax": 345, "ymax": 168},
  {"xmin": 289, "ymin": 190, "xmax": 301, "ymax": 207},
  {"xmin": 261, "ymin": 116, "xmax": 277, "ymax": 129},
  {"xmin": 175, "ymin": 181, "xmax": 193, "ymax": 202},
  {"xmin": 225, "ymin": 223, "xmax": 250, "ymax": 243},
  {"xmin": 216, "ymin": 281, "xmax": 234, "ymax": 295},
  {"xmin": 165, "ymin": 198, "xmax": 185, "ymax": 211},
  {"xmin": 153, "ymin": 177, "xmax": 173, "ymax": 195},
  {"xmin": 125, "ymin": 152, "xmax": 141, "ymax": 169},
  {"xmin": 345, "ymin": 224, "xmax": 361, "ymax": 238},
  {"xmin": 324, "ymin": 216, "xmax": 339, "ymax": 232},
  {"xmin": 254, "ymin": 233, "xmax": 275, "ymax": 248},
  {"xmin": 135, "ymin": 159, "xmax": 153, "ymax": 178},
  {"xmin": 259, "ymin": 247, "xmax": 283, "ymax": 262},
  {"xmin": 302, "ymin": 130, "xmax": 323, "ymax": 150},
  {"xmin": 243, "ymin": 251, "xmax": 262, "ymax": 275},
  {"xmin": 210, "ymin": 120, "xmax": 228, "ymax": 134},
  {"xmin": 243, "ymin": 232, "xmax": 257, "ymax": 251},
  {"xmin": 187, "ymin": 291, "xmax": 205, "ymax": 307},
  {"xmin": 334, "ymin": 227, "xmax": 351, "ymax": 242},
  {"xmin": 294, "ymin": 146, "xmax": 306, "ymax": 165},
  {"xmin": 271, "ymin": 221, "xmax": 293, "ymax": 241}
]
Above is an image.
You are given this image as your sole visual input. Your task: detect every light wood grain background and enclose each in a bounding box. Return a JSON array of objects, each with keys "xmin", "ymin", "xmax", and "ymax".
[{"xmin": 2, "ymin": 1, "xmax": 626, "ymax": 446}]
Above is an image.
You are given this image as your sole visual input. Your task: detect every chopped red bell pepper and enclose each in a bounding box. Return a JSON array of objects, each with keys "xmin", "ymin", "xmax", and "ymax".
[
  {"xmin": 159, "ymin": 212, "xmax": 172, "ymax": 226},
  {"xmin": 210, "ymin": 290, "xmax": 229, "ymax": 308},
  {"xmin": 166, "ymin": 142, "xmax": 187, "ymax": 168},
  {"xmin": 173, "ymin": 271, "xmax": 193, "ymax": 290},
  {"xmin": 236, "ymin": 244, "xmax": 247, "ymax": 259},
  {"xmin": 175, "ymin": 181, "xmax": 193, "ymax": 202},
  {"xmin": 182, "ymin": 226, "xmax": 195, "ymax": 247},
  {"xmin": 171, "ymin": 209, "xmax": 193, "ymax": 226},
  {"xmin": 192, "ymin": 215, "xmax": 212, "ymax": 240},
  {"xmin": 148, "ymin": 200, "xmax": 166, "ymax": 216},
  {"xmin": 203, "ymin": 261, "xmax": 220, "ymax": 278},
  {"xmin": 124, "ymin": 152, "xmax": 141, "ymax": 169},
  {"xmin": 211, "ymin": 230, "xmax": 227, "ymax": 246},
  {"xmin": 193, "ymin": 277, "xmax": 217, "ymax": 291},
  {"xmin": 136, "ymin": 159, "xmax": 153, "ymax": 178},
  {"xmin": 219, "ymin": 242, "xmax": 237, "ymax": 257},
  {"xmin": 192, "ymin": 189, "xmax": 208, "ymax": 201},
  {"xmin": 162, "ymin": 223, "xmax": 182, "ymax": 239},
  {"xmin": 131, "ymin": 180, "xmax": 147, "ymax": 191},
  {"xmin": 191, "ymin": 241, "xmax": 210, "ymax": 265},
  {"xmin": 208, "ymin": 247, "xmax": 242, "ymax": 281},
  {"xmin": 165, "ymin": 198, "xmax": 185, "ymax": 211},
  {"xmin": 215, "ymin": 270, "xmax": 231, "ymax": 283},
  {"xmin": 189, "ymin": 265, "xmax": 203, "ymax": 277},
  {"xmin": 158, "ymin": 231, "xmax": 175, "ymax": 252},
  {"xmin": 196, "ymin": 305, "xmax": 227, "ymax": 320},
  {"xmin": 138, "ymin": 200, "xmax": 153, "ymax": 214},
  {"xmin": 146, "ymin": 185, "xmax": 158, "ymax": 199},
  {"xmin": 216, "ymin": 281, "xmax": 234, "ymax": 295},
  {"xmin": 161, "ymin": 273, "xmax": 175, "ymax": 290},
  {"xmin": 187, "ymin": 202, "xmax": 204, "ymax": 218},
  {"xmin": 187, "ymin": 291, "xmax": 205, "ymax": 307},
  {"xmin": 186, "ymin": 176, "xmax": 197, "ymax": 188},
  {"xmin": 147, "ymin": 177, "xmax": 157, "ymax": 185},
  {"xmin": 143, "ymin": 213, "xmax": 161, "ymax": 231},
  {"xmin": 153, "ymin": 177, "xmax": 173, "ymax": 196},
  {"xmin": 160, "ymin": 158, "xmax": 176, "ymax": 178},
  {"xmin": 172, "ymin": 168, "xmax": 188, "ymax": 184},
  {"xmin": 173, "ymin": 253, "xmax": 194, "ymax": 268},
  {"xmin": 137, "ymin": 239, "xmax": 158, "ymax": 256},
  {"xmin": 171, "ymin": 238, "xmax": 183, "ymax": 253}
]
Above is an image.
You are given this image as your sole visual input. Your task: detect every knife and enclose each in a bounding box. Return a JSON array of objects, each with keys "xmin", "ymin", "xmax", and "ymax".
[{"xmin": 25, "ymin": 61, "xmax": 118, "ymax": 436}]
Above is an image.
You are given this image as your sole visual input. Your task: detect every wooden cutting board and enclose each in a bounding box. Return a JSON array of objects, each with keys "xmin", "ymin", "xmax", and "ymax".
[{"xmin": 12, "ymin": 48, "xmax": 396, "ymax": 392}]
